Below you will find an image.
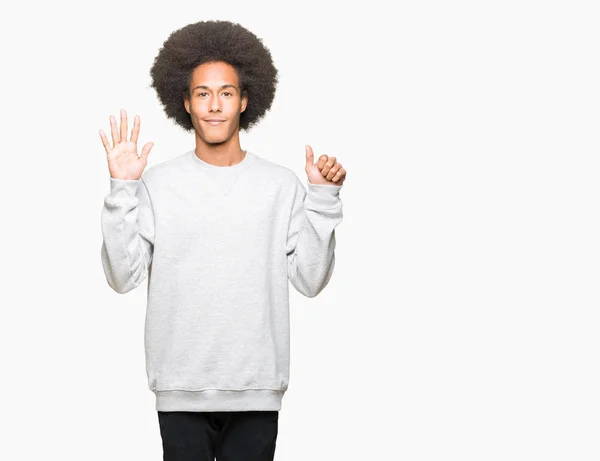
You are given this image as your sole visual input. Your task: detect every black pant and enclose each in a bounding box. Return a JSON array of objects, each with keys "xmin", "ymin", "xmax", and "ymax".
[{"xmin": 157, "ymin": 410, "xmax": 279, "ymax": 461}]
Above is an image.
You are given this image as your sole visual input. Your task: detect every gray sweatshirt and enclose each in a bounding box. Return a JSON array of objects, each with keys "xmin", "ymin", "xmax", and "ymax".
[{"xmin": 100, "ymin": 150, "xmax": 343, "ymax": 412}]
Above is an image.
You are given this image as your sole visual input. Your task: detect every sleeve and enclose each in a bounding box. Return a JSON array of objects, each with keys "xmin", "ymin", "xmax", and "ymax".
[
  {"xmin": 286, "ymin": 176, "xmax": 344, "ymax": 298},
  {"xmin": 100, "ymin": 176, "xmax": 155, "ymax": 294}
]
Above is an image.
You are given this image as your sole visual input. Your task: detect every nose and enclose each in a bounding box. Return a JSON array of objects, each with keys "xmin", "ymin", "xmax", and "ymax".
[{"xmin": 209, "ymin": 94, "xmax": 222, "ymax": 112}]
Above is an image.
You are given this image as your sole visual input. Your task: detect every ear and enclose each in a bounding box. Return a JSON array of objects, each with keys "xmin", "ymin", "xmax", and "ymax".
[
  {"xmin": 184, "ymin": 96, "xmax": 190, "ymax": 114},
  {"xmin": 240, "ymin": 93, "xmax": 248, "ymax": 113}
]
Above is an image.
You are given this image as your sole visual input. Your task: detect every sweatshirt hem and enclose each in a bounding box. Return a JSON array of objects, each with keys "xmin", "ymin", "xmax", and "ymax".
[{"xmin": 153, "ymin": 388, "xmax": 285, "ymax": 412}]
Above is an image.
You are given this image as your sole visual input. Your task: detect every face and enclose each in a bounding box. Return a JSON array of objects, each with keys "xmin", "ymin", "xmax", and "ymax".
[{"xmin": 184, "ymin": 61, "xmax": 248, "ymax": 145}]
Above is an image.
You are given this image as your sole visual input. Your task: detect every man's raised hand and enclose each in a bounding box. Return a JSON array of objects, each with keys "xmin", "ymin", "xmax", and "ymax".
[
  {"xmin": 99, "ymin": 109, "xmax": 154, "ymax": 180},
  {"xmin": 305, "ymin": 145, "xmax": 346, "ymax": 186}
]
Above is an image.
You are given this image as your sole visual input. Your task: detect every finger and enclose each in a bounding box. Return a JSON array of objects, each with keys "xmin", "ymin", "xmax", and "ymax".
[
  {"xmin": 131, "ymin": 114, "xmax": 140, "ymax": 144},
  {"xmin": 305, "ymin": 145, "xmax": 314, "ymax": 167},
  {"xmin": 332, "ymin": 167, "xmax": 346, "ymax": 182},
  {"xmin": 110, "ymin": 115, "xmax": 120, "ymax": 145},
  {"xmin": 140, "ymin": 141, "xmax": 154, "ymax": 161},
  {"xmin": 326, "ymin": 163, "xmax": 342, "ymax": 181},
  {"xmin": 120, "ymin": 109, "xmax": 128, "ymax": 144},
  {"xmin": 317, "ymin": 155, "xmax": 328, "ymax": 170},
  {"xmin": 99, "ymin": 129, "xmax": 111, "ymax": 155},
  {"xmin": 321, "ymin": 157, "xmax": 336, "ymax": 177}
]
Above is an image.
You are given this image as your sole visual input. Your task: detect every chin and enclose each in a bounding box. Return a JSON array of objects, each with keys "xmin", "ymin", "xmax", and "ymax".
[
  {"xmin": 203, "ymin": 137, "xmax": 229, "ymax": 145},
  {"xmin": 196, "ymin": 130, "xmax": 223, "ymax": 143}
]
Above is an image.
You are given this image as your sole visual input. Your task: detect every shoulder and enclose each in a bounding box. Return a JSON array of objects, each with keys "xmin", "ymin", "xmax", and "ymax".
[
  {"xmin": 251, "ymin": 153, "xmax": 305, "ymax": 190},
  {"xmin": 141, "ymin": 150, "xmax": 191, "ymax": 185}
]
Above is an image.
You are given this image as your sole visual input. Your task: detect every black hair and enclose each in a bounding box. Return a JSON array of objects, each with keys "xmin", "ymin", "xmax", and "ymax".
[{"xmin": 149, "ymin": 20, "xmax": 279, "ymax": 132}]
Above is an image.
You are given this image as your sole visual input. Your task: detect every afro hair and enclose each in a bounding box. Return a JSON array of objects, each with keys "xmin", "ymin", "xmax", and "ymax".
[{"xmin": 149, "ymin": 20, "xmax": 279, "ymax": 132}]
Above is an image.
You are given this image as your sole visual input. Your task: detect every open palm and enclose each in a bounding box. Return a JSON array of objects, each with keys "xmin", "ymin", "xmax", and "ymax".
[{"xmin": 99, "ymin": 109, "xmax": 154, "ymax": 180}]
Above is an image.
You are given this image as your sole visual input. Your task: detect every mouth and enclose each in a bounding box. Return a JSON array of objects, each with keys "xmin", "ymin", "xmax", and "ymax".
[{"xmin": 204, "ymin": 119, "xmax": 226, "ymax": 126}]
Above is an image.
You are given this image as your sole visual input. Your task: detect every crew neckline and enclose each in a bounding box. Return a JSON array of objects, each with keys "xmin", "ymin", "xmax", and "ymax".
[{"xmin": 187, "ymin": 149, "xmax": 255, "ymax": 171}]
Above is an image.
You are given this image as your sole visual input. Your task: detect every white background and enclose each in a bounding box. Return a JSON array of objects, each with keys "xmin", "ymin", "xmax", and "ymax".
[{"xmin": 1, "ymin": 0, "xmax": 598, "ymax": 460}]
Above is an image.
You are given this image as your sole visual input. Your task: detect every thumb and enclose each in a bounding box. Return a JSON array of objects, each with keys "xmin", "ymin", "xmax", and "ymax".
[
  {"xmin": 305, "ymin": 145, "xmax": 314, "ymax": 167},
  {"xmin": 141, "ymin": 142, "xmax": 154, "ymax": 161}
]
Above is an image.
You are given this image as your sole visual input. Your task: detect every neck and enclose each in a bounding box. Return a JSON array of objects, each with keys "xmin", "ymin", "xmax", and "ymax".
[{"xmin": 193, "ymin": 131, "xmax": 246, "ymax": 167}]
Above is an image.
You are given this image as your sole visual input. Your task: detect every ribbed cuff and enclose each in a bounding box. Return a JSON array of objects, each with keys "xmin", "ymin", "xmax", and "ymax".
[
  {"xmin": 305, "ymin": 182, "xmax": 343, "ymax": 209},
  {"xmin": 108, "ymin": 177, "xmax": 141, "ymax": 201}
]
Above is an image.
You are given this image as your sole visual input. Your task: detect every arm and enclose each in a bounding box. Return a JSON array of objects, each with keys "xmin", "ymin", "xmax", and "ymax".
[
  {"xmin": 286, "ymin": 177, "xmax": 344, "ymax": 298},
  {"xmin": 100, "ymin": 176, "xmax": 155, "ymax": 294}
]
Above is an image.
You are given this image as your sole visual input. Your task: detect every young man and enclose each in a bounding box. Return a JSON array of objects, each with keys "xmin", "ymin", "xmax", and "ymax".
[{"xmin": 99, "ymin": 20, "xmax": 346, "ymax": 461}]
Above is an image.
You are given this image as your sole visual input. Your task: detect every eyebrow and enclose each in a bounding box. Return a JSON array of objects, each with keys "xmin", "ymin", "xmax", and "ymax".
[{"xmin": 192, "ymin": 84, "xmax": 237, "ymax": 91}]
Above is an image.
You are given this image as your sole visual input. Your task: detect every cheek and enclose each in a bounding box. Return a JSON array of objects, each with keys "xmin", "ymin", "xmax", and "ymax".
[{"xmin": 188, "ymin": 99, "xmax": 207, "ymax": 112}]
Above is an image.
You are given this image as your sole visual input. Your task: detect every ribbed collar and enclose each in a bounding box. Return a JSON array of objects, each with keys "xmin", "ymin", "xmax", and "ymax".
[{"xmin": 187, "ymin": 149, "xmax": 256, "ymax": 172}]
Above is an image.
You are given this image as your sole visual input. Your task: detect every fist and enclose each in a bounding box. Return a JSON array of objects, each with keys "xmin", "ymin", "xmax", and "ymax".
[{"xmin": 305, "ymin": 145, "xmax": 346, "ymax": 186}]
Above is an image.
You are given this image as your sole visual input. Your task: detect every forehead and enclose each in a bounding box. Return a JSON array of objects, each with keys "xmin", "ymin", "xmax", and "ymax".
[{"xmin": 190, "ymin": 61, "xmax": 239, "ymax": 87}]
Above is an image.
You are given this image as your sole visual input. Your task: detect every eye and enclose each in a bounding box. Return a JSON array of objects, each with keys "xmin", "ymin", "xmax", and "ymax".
[{"xmin": 223, "ymin": 92, "xmax": 232, "ymax": 96}]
